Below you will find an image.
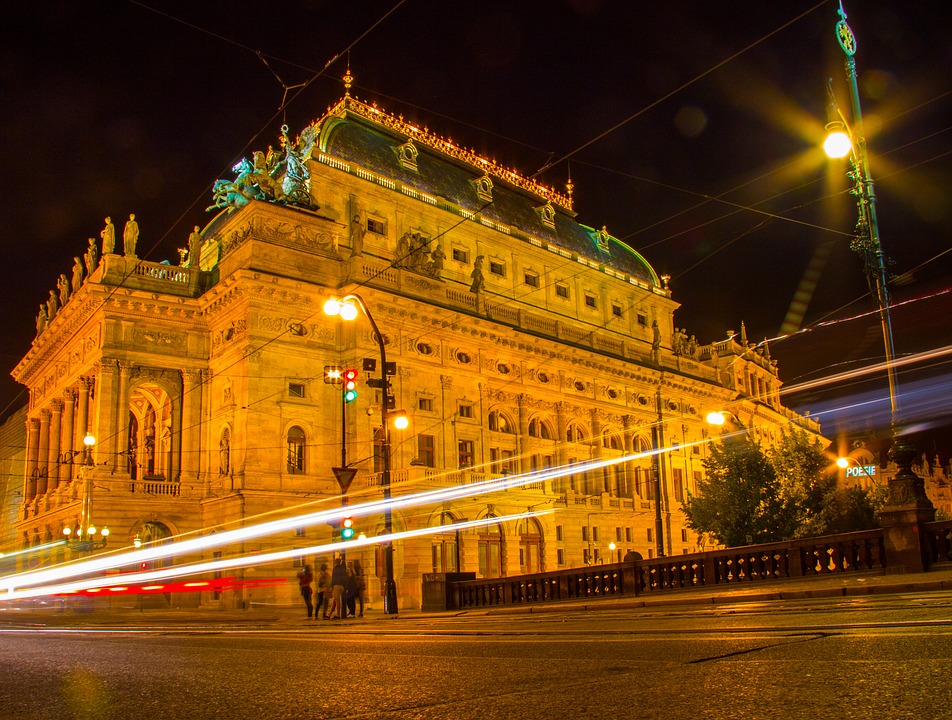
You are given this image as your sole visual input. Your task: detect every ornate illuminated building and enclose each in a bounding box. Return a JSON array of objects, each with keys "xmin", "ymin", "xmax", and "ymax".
[{"xmin": 9, "ymin": 84, "xmax": 823, "ymax": 609}]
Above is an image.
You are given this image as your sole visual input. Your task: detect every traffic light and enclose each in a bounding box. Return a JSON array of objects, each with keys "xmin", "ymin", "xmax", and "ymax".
[
  {"xmin": 341, "ymin": 516, "xmax": 355, "ymax": 540},
  {"xmin": 343, "ymin": 368, "xmax": 358, "ymax": 403}
]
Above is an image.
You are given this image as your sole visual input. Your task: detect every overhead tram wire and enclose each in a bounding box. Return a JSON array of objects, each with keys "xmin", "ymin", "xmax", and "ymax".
[
  {"xmin": 528, "ymin": 1, "xmax": 830, "ymax": 181},
  {"xmin": 25, "ymin": 1, "xmax": 411, "ymax": 464}
]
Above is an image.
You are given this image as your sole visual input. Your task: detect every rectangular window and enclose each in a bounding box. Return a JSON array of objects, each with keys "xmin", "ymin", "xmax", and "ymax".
[
  {"xmin": 625, "ymin": 527, "xmax": 632, "ymax": 542},
  {"xmin": 452, "ymin": 247, "xmax": 469, "ymax": 263},
  {"xmin": 288, "ymin": 382, "xmax": 306, "ymax": 398},
  {"xmin": 524, "ymin": 272, "xmax": 539, "ymax": 287},
  {"xmin": 367, "ymin": 217, "xmax": 386, "ymax": 235},
  {"xmin": 418, "ymin": 397, "xmax": 434, "ymax": 412},
  {"xmin": 557, "ymin": 549, "xmax": 565, "ymax": 566},
  {"xmin": 458, "ymin": 439, "xmax": 474, "ymax": 469},
  {"xmin": 490, "ymin": 448, "xmax": 515, "ymax": 475},
  {"xmin": 592, "ymin": 527, "xmax": 599, "ymax": 543},
  {"xmin": 637, "ymin": 313, "xmax": 648, "ymax": 326},
  {"xmin": 556, "ymin": 525, "xmax": 563, "ymax": 542},
  {"xmin": 615, "ymin": 527, "xmax": 622, "ymax": 542},
  {"xmin": 581, "ymin": 526, "xmax": 588, "ymax": 542},
  {"xmin": 693, "ymin": 471, "xmax": 703, "ymax": 495},
  {"xmin": 647, "ymin": 528, "xmax": 653, "ymax": 542},
  {"xmin": 584, "ymin": 293, "xmax": 597, "ymax": 308},
  {"xmin": 457, "ymin": 403, "xmax": 474, "ymax": 419},
  {"xmin": 295, "ymin": 527, "xmax": 305, "ymax": 537},
  {"xmin": 582, "ymin": 548, "xmax": 590, "ymax": 564},
  {"xmin": 681, "ymin": 529, "xmax": 689, "ymax": 542},
  {"xmin": 612, "ymin": 303, "xmax": 623, "ymax": 317},
  {"xmin": 417, "ymin": 434, "xmax": 436, "ymax": 467},
  {"xmin": 489, "ymin": 260, "xmax": 505, "ymax": 277},
  {"xmin": 673, "ymin": 468, "xmax": 684, "ymax": 503},
  {"xmin": 293, "ymin": 550, "xmax": 305, "ymax": 568},
  {"xmin": 555, "ymin": 283, "xmax": 569, "ymax": 299}
]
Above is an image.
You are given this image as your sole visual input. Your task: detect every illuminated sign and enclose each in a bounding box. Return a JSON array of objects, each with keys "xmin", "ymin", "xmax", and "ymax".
[{"xmin": 845, "ymin": 465, "xmax": 877, "ymax": 478}]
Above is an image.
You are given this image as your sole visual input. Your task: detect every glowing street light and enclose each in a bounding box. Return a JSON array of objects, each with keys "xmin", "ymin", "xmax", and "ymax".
[
  {"xmin": 62, "ymin": 433, "xmax": 109, "ymax": 552},
  {"xmin": 823, "ymin": 2, "xmax": 932, "ymax": 518},
  {"xmin": 325, "ymin": 292, "xmax": 399, "ymax": 614}
]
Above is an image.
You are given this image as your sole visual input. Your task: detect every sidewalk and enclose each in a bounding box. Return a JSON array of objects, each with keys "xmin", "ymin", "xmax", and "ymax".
[{"xmin": 3, "ymin": 565, "xmax": 951, "ymax": 629}]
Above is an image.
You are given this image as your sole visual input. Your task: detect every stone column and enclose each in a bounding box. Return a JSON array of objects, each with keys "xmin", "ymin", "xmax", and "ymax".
[
  {"xmin": 60, "ymin": 390, "xmax": 76, "ymax": 487},
  {"xmin": 168, "ymin": 374, "xmax": 183, "ymax": 482},
  {"xmin": 25, "ymin": 417, "xmax": 40, "ymax": 499},
  {"xmin": 555, "ymin": 402, "xmax": 568, "ymax": 493},
  {"xmin": 180, "ymin": 369, "xmax": 202, "ymax": 482},
  {"xmin": 36, "ymin": 410, "xmax": 51, "ymax": 495},
  {"xmin": 116, "ymin": 362, "xmax": 133, "ymax": 473},
  {"xmin": 590, "ymin": 408, "xmax": 605, "ymax": 494},
  {"xmin": 97, "ymin": 361, "xmax": 120, "ymax": 472},
  {"xmin": 48, "ymin": 400, "xmax": 63, "ymax": 492},
  {"xmin": 75, "ymin": 378, "xmax": 91, "ymax": 453},
  {"xmin": 517, "ymin": 394, "xmax": 529, "ymax": 475}
]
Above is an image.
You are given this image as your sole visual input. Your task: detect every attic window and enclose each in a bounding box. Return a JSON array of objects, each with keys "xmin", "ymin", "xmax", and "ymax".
[
  {"xmin": 471, "ymin": 173, "xmax": 494, "ymax": 203},
  {"xmin": 395, "ymin": 140, "xmax": 419, "ymax": 172},
  {"xmin": 535, "ymin": 202, "xmax": 556, "ymax": 229}
]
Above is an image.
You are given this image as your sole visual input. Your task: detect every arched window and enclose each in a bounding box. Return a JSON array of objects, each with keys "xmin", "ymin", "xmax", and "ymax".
[
  {"xmin": 602, "ymin": 429, "xmax": 622, "ymax": 450},
  {"xmin": 431, "ymin": 512, "xmax": 459, "ymax": 573},
  {"xmin": 519, "ymin": 517, "xmax": 543, "ymax": 574},
  {"xmin": 488, "ymin": 410, "xmax": 515, "ymax": 434},
  {"xmin": 566, "ymin": 423, "xmax": 587, "ymax": 444},
  {"xmin": 287, "ymin": 425, "xmax": 306, "ymax": 474},
  {"xmin": 478, "ymin": 522, "xmax": 503, "ymax": 578},
  {"xmin": 528, "ymin": 417, "xmax": 554, "ymax": 440}
]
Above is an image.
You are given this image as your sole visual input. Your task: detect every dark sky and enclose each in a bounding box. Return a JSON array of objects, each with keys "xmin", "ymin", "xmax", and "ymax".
[{"xmin": 3, "ymin": 1, "xmax": 950, "ymax": 453}]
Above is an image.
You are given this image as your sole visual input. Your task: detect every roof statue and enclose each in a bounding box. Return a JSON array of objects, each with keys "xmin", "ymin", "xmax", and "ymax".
[{"xmin": 207, "ymin": 124, "xmax": 318, "ymax": 214}]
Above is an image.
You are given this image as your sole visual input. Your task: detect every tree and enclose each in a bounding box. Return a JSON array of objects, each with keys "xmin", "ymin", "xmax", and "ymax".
[
  {"xmin": 684, "ymin": 427, "xmax": 883, "ymax": 548},
  {"xmin": 683, "ymin": 435, "xmax": 798, "ymax": 547}
]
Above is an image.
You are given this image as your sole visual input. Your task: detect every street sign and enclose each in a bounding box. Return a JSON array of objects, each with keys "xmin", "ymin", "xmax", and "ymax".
[{"xmin": 332, "ymin": 466, "xmax": 358, "ymax": 494}]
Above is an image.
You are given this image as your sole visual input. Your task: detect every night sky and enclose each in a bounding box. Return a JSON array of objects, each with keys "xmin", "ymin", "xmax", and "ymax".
[{"xmin": 3, "ymin": 1, "xmax": 950, "ymax": 454}]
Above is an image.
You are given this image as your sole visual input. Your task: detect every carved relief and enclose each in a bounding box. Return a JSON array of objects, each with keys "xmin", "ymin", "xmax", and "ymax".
[
  {"xmin": 212, "ymin": 319, "xmax": 247, "ymax": 352},
  {"xmin": 132, "ymin": 328, "xmax": 186, "ymax": 349}
]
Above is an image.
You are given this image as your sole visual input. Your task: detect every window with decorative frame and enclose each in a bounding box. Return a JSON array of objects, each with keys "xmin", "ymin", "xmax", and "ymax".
[{"xmin": 286, "ymin": 426, "xmax": 306, "ymax": 474}]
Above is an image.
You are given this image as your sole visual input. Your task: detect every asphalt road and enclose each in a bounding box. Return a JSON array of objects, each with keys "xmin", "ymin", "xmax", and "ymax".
[{"xmin": 2, "ymin": 592, "xmax": 951, "ymax": 720}]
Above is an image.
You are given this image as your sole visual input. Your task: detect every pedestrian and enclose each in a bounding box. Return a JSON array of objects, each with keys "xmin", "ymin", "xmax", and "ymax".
[
  {"xmin": 315, "ymin": 562, "xmax": 330, "ymax": 620},
  {"xmin": 329, "ymin": 557, "xmax": 348, "ymax": 619},
  {"xmin": 345, "ymin": 561, "xmax": 358, "ymax": 618},
  {"xmin": 296, "ymin": 563, "xmax": 314, "ymax": 619},
  {"xmin": 353, "ymin": 560, "xmax": 366, "ymax": 617}
]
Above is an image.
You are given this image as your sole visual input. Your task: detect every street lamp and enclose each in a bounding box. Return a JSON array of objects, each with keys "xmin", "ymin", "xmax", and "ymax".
[
  {"xmin": 62, "ymin": 433, "xmax": 109, "ymax": 552},
  {"xmin": 324, "ymin": 293, "xmax": 399, "ymax": 614},
  {"xmin": 823, "ymin": 2, "xmax": 932, "ymax": 513}
]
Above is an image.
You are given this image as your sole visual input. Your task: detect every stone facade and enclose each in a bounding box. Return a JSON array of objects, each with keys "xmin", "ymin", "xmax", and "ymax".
[{"xmin": 8, "ymin": 94, "xmax": 821, "ymax": 610}]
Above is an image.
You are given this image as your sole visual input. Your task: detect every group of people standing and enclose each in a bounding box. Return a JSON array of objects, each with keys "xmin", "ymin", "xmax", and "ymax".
[{"xmin": 297, "ymin": 557, "xmax": 365, "ymax": 620}]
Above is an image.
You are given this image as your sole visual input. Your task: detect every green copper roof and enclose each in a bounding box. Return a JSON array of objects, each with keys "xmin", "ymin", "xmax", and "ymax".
[{"xmin": 319, "ymin": 105, "xmax": 660, "ymax": 288}]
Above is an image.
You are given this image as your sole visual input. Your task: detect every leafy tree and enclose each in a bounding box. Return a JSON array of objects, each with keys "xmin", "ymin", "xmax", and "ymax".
[
  {"xmin": 683, "ymin": 435, "xmax": 798, "ymax": 547},
  {"xmin": 684, "ymin": 427, "xmax": 883, "ymax": 548}
]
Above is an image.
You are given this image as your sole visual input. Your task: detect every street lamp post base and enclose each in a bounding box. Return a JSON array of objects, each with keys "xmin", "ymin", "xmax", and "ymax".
[{"xmin": 383, "ymin": 580, "xmax": 398, "ymax": 615}]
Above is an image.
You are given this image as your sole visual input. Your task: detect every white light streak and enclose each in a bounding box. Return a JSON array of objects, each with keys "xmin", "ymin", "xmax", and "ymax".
[{"xmin": 1, "ymin": 511, "xmax": 549, "ymax": 601}]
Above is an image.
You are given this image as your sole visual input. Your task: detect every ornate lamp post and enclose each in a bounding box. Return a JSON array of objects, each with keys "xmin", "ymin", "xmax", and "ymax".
[
  {"xmin": 824, "ymin": 2, "xmax": 933, "ymax": 568},
  {"xmin": 324, "ymin": 293, "xmax": 399, "ymax": 614},
  {"xmin": 62, "ymin": 433, "xmax": 110, "ymax": 552}
]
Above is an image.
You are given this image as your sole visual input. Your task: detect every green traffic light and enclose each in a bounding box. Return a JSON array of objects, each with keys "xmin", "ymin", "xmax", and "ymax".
[{"xmin": 344, "ymin": 389, "xmax": 358, "ymax": 403}]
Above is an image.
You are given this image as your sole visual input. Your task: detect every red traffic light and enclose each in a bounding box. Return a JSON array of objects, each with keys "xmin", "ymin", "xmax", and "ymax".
[{"xmin": 343, "ymin": 368, "xmax": 358, "ymax": 383}]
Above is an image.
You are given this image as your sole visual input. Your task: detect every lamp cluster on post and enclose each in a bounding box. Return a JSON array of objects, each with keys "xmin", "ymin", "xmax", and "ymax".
[
  {"xmin": 324, "ymin": 293, "xmax": 400, "ymax": 614},
  {"xmin": 823, "ymin": 2, "xmax": 934, "ymax": 569},
  {"xmin": 62, "ymin": 433, "xmax": 110, "ymax": 552}
]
